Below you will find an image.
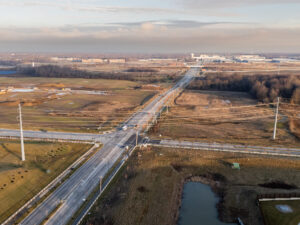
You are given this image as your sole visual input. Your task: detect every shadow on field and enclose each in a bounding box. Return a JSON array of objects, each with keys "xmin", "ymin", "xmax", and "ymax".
[
  {"xmin": 0, "ymin": 162, "xmax": 21, "ymax": 172},
  {"xmin": 1, "ymin": 143, "xmax": 21, "ymax": 160}
]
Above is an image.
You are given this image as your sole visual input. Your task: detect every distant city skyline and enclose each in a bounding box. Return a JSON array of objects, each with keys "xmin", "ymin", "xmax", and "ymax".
[{"xmin": 0, "ymin": 0, "xmax": 300, "ymax": 53}]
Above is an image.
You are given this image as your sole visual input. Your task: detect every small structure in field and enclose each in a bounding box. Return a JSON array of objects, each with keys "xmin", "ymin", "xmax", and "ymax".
[
  {"xmin": 232, "ymin": 163, "xmax": 240, "ymax": 170},
  {"xmin": 276, "ymin": 204, "xmax": 293, "ymax": 213}
]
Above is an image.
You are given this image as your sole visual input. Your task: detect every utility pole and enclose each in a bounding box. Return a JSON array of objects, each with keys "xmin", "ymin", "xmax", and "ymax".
[
  {"xmin": 99, "ymin": 176, "xmax": 103, "ymax": 192},
  {"xmin": 273, "ymin": 97, "xmax": 280, "ymax": 140},
  {"xmin": 136, "ymin": 128, "xmax": 139, "ymax": 146},
  {"xmin": 18, "ymin": 103, "xmax": 25, "ymax": 161}
]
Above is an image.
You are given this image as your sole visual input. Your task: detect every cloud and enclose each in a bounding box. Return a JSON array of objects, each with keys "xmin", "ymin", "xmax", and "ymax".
[
  {"xmin": 179, "ymin": 0, "xmax": 300, "ymax": 9},
  {"xmin": 19, "ymin": 20, "xmax": 234, "ymax": 35},
  {"xmin": 0, "ymin": 22, "xmax": 300, "ymax": 53},
  {"xmin": 0, "ymin": 0, "xmax": 181, "ymax": 14},
  {"xmin": 140, "ymin": 23, "xmax": 156, "ymax": 32},
  {"xmin": 87, "ymin": 20, "xmax": 236, "ymax": 30}
]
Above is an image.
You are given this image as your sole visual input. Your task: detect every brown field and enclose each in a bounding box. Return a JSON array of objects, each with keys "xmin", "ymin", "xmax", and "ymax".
[
  {"xmin": 75, "ymin": 63, "xmax": 188, "ymax": 84},
  {"xmin": 204, "ymin": 62, "xmax": 300, "ymax": 73},
  {"xmin": 0, "ymin": 77, "xmax": 159, "ymax": 133},
  {"xmin": 83, "ymin": 146, "xmax": 300, "ymax": 225},
  {"xmin": 0, "ymin": 139, "xmax": 92, "ymax": 223},
  {"xmin": 150, "ymin": 90, "xmax": 300, "ymax": 147}
]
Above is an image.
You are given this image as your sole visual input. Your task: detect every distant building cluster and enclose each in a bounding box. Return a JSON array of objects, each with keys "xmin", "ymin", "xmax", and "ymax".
[
  {"xmin": 190, "ymin": 53, "xmax": 300, "ymax": 63},
  {"xmin": 234, "ymin": 55, "xmax": 266, "ymax": 63},
  {"xmin": 50, "ymin": 57, "xmax": 126, "ymax": 64},
  {"xmin": 191, "ymin": 54, "xmax": 228, "ymax": 62}
]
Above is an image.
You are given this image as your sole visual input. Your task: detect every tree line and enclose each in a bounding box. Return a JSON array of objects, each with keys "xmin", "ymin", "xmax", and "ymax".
[
  {"xmin": 0, "ymin": 60, "xmax": 17, "ymax": 67},
  {"xmin": 188, "ymin": 74, "xmax": 300, "ymax": 103},
  {"xmin": 18, "ymin": 65, "xmax": 177, "ymax": 83}
]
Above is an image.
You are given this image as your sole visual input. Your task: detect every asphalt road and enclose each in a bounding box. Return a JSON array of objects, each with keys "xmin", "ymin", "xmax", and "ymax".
[
  {"xmin": 17, "ymin": 68, "xmax": 199, "ymax": 225},
  {"xmin": 0, "ymin": 129, "xmax": 110, "ymax": 143},
  {"xmin": 149, "ymin": 139, "xmax": 300, "ymax": 157}
]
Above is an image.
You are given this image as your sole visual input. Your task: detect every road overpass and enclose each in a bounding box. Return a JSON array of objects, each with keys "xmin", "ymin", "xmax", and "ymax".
[{"xmin": 0, "ymin": 129, "xmax": 110, "ymax": 143}]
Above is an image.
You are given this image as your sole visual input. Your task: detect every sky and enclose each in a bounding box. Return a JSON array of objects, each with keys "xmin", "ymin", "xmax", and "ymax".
[{"xmin": 0, "ymin": 0, "xmax": 300, "ymax": 53}]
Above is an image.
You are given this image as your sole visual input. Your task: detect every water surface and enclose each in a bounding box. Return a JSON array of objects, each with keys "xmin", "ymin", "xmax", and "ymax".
[
  {"xmin": 0, "ymin": 70, "xmax": 17, "ymax": 75},
  {"xmin": 178, "ymin": 182, "xmax": 236, "ymax": 225}
]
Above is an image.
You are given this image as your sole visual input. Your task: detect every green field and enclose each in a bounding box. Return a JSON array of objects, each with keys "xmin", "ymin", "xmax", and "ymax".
[
  {"xmin": 260, "ymin": 200, "xmax": 300, "ymax": 225},
  {"xmin": 0, "ymin": 139, "xmax": 92, "ymax": 223},
  {"xmin": 0, "ymin": 77, "xmax": 158, "ymax": 133}
]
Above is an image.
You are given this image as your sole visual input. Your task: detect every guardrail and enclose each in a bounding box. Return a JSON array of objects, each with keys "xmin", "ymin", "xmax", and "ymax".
[
  {"xmin": 148, "ymin": 143, "xmax": 300, "ymax": 158},
  {"xmin": 0, "ymin": 136, "xmax": 94, "ymax": 144},
  {"xmin": 2, "ymin": 144, "xmax": 99, "ymax": 225},
  {"xmin": 257, "ymin": 193, "xmax": 300, "ymax": 201}
]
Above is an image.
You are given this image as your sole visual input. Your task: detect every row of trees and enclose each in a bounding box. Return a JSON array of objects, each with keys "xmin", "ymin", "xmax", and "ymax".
[
  {"xmin": 125, "ymin": 68, "xmax": 158, "ymax": 73},
  {"xmin": 188, "ymin": 74, "xmax": 300, "ymax": 103},
  {"xmin": 18, "ymin": 65, "xmax": 177, "ymax": 83},
  {"xmin": 0, "ymin": 60, "xmax": 17, "ymax": 66}
]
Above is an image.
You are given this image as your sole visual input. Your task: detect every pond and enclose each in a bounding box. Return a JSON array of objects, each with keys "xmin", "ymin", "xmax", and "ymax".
[
  {"xmin": 178, "ymin": 182, "xmax": 236, "ymax": 225},
  {"xmin": 0, "ymin": 70, "xmax": 17, "ymax": 75}
]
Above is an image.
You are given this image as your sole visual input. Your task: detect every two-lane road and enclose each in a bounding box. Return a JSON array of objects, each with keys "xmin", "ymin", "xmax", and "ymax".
[{"xmin": 0, "ymin": 129, "xmax": 110, "ymax": 143}]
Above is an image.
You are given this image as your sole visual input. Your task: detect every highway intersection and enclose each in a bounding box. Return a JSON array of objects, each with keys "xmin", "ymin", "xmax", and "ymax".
[
  {"xmin": 1, "ymin": 68, "xmax": 198, "ymax": 225},
  {"xmin": 1, "ymin": 67, "xmax": 299, "ymax": 225}
]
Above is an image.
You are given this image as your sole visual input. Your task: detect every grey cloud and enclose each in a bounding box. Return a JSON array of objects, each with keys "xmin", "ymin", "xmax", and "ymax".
[
  {"xmin": 61, "ymin": 20, "xmax": 240, "ymax": 33},
  {"xmin": 0, "ymin": 0, "xmax": 180, "ymax": 14},
  {"xmin": 0, "ymin": 20, "xmax": 235, "ymax": 38},
  {"xmin": 112, "ymin": 20, "xmax": 229, "ymax": 28},
  {"xmin": 0, "ymin": 25, "xmax": 300, "ymax": 53},
  {"xmin": 179, "ymin": 0, "xmax": 300, "ymax": 9}
]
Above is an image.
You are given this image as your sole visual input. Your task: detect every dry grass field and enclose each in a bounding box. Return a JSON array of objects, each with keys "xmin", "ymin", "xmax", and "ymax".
[
  {"xmin": 203, "ymin": 62, "xmax": 300, "ymax": 74},
  {"xmin": 0, "ymin": 77, "xmax": 137, "ymax": 90},
  {"xmin": 0, "ymin": 77, "xmax": 159, "ymax": 133},
  {"xmin": 83, "ymin": 147, "xmax": 300, "ymax": 225},
  {"xmin": 0, "ymin": 139, "xmax": 92, "ymax": 223},
  {"xmin": 76, "ymin": 64, "xmax": 188, "ymax": 85},
  {"xmin": 150, "ymin": 90, "xmax": 300, "ymax": 147}
]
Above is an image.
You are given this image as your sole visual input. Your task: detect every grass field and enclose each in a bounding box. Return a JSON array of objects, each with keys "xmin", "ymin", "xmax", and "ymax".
[
  {"xmin": 260, "ymin": 200, "xmax": 300, "ymax": 225},
  {"xmin": 0, "ymin": 77, "xmax": 158, "ymax": 133},
  {"xmin": 83, "ymin": 147, "xmax": 300, "ymax": 225},
  {"xmin": 150, "ymin": 90, "xmax": 300, "ymax": 147},
  {"xmin": 0, "ymin": 139, "xmax": 92, "ymax": 223}
]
